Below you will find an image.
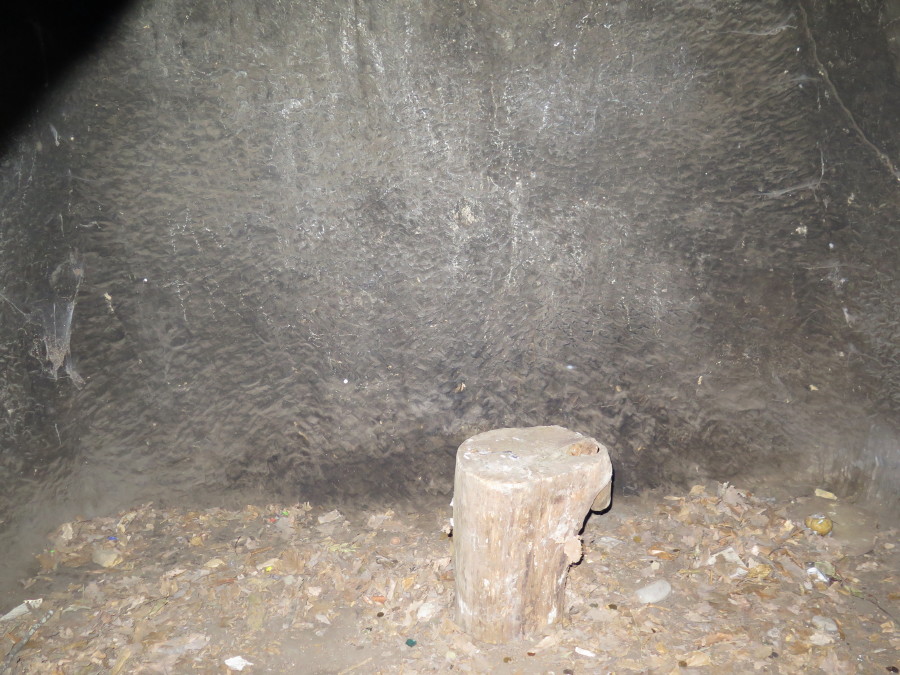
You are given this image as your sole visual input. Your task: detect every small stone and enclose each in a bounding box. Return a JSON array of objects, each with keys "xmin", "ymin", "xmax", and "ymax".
[
  {"xmin": 811, "ymin": 615, "xmax": 838, "ymax": 632},
  {"xmin": 634, "ymin": 578, "xmax": 672, "ymax": 604},
  {"xmin": 317, "ymin": 509, "xmax": 344, "ymax": 524},
  {"xmin": 808, "ymin": 631, "xmax": 834, "ymax": 645},
  {"xmin": 91, "ymin": 547, "xmax": 121, "ymax": 568},
  {"xmin": 416, "ymin": 601, "xmax": 440, "ymax": 622}
]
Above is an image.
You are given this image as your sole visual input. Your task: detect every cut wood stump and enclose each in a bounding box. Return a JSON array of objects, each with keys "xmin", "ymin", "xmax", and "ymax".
[{"xmin": 452, "ymin": 425, "xmax": 613, "ymax": 643}]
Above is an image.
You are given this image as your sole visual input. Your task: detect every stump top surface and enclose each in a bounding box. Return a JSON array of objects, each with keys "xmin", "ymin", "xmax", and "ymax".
[{"xmin": 456, "ymin": 425, "xmax": 611, "ymax": 483}]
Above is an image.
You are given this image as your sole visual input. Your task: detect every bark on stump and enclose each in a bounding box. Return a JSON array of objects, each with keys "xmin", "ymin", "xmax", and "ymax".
[{"xmin": 452, "ymin": 425, "xmax": 613, "ymax": 643}]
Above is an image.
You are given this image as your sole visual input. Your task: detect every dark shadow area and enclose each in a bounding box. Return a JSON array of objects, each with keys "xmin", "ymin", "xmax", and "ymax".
[{"xmin": 0, "ymin": 1, "xmax": 133, "ymax": 148}]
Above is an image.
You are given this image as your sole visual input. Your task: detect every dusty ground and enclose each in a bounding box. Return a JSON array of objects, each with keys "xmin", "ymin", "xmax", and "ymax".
[{"xmin": 1, "ymin": 483, "xmax": 897, "ymax": 674}]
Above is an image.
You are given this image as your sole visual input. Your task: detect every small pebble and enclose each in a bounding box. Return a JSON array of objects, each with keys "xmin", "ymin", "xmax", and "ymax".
[
  {"xmin": 811, "ymin": 615, "xmax": 838, "ymax": 633},
  {"xmin": 634, "ymin": 578, "xmax": 672, "ymax": 604}
]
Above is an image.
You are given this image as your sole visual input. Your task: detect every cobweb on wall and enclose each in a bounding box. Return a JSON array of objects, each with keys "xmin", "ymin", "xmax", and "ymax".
[
  {"xmin": 0, "ymin": 251, "xmax": 85, "ymax": 389},
  {"xmin": 34, "ymin": 252, "xmax": 84, "ymax": 389}
]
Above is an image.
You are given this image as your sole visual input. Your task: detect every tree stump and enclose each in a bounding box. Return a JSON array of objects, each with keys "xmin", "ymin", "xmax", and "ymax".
[{"xmin": 452, "ymin": 425, "xmax": 613, "ymax": 643}]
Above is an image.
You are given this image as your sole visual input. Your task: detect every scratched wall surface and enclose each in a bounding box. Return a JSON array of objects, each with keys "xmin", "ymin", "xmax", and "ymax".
[{"xmin": 0, "ymin": 0, "xmax": 898, "ymax": 600}]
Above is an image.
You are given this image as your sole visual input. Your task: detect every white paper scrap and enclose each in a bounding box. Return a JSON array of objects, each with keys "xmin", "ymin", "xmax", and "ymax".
[
  {"xmin": 0, "ymin": 599, "xmax": 43, "ymax": 622},
  {"xmin": 224, "ymin": 655, "xmax": 254, "ymax": 671}
]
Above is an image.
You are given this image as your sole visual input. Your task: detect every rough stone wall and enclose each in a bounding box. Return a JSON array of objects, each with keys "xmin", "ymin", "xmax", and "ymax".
[{"xmin": 0, "ymin": 1, "xmax": 897, "ymax": 596}]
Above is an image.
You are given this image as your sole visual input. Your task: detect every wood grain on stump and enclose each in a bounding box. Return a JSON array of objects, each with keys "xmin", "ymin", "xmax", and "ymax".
[{"xmin": 452, "ymin": 425, "xmax": 613, "ymax": 643}]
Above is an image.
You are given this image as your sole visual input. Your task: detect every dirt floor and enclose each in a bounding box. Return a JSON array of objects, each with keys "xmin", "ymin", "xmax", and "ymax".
[{"xmin": 1, "ymin": 482, "xmax": 896, "ymax": 674}]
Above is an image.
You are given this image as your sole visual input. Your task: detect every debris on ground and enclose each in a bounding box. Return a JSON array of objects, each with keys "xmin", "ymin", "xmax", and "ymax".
[{"xmin": 1, "ymin": 483, "xmax": 897, "ymax": 673}]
